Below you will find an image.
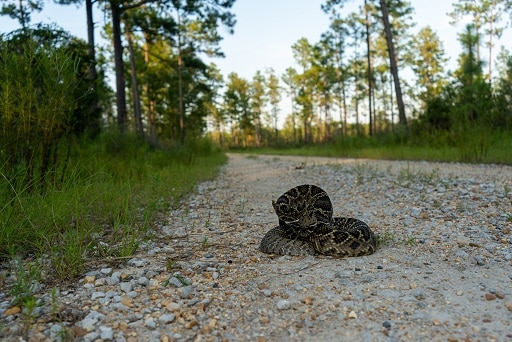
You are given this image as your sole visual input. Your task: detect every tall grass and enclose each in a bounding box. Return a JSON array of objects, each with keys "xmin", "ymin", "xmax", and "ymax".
[
  {"xmin": 235, "ymin": 130, "xmax": 512, "ymax": 165},
  {"xmin": 0, "ymin": 132, "xmax": 226, "ymax": 282}
]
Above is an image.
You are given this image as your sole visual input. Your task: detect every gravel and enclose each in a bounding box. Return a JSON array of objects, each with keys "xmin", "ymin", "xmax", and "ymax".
[{"xmin": 1, "ymin": 153, "xmax": 512, "ymax": 341}]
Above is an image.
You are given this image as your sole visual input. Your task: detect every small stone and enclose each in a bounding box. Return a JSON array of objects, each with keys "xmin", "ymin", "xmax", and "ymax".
[
  {"xmin": 179, "ymin": 286, "xmax": 194, "ymax": 299},
  {"xmin": 128, "ymin": 258, "xmax": 148, "ymax": 267},
  {"xmin": 485, "ymin": 293, "xmax": 496, "ymax": 301},
  {"xmin": 100, "ymin": 268, "xmax": 113, "ymax": 275},
  {"xmin": 413, "ymin": 289, "xmax": 426, "ymax": 300},
  {"xmin": 382, "ymin": 321, "xmax": 391, "ymax": 329},
  {"xmin": 91, "ymin": 292, "xmax": 106, "ymax": 300},
  {"xmin": 473, "ymin": 256, "xmax": 485, "ymax": 266},
  {"xmin": 138, "ymin": 277, "xmax": 150, "ymax": 286},
  {"xmin": 348, "ymin": 311, "xmax": 358, "ymax": 319},
  {"xmin": 83, "ymin": 331, "xmax": 100, "ymax": 342},
  {"xmin": 302, "ymin": 297, "xmax": 314, "ymax": 305},
  {"xmin": 84, "ymin": 276, "xmax": 96, "ymax": 284},
  {"xmin": 185, "ymin": 320, "xmax": 199, "ymax": 329},
  {"xmin": 456, "ymin": 290, "xmax": 464, "ymax": 296},
  {"xmin": 3, "ymin": 306, "xmax": 21, "ymax": 316},
  {"xmin": 276, "ymin": 300, "xmax": 291, "ymax": 310},
  {"xmin": 166, "ymin": 302, "xmax": 181, "ymax": 312},
  {"xmin": 120, "ymin": 282, "xmax": 133, "ymax": 293},
  {"xmin": 99, "ymin": 326, "xmax": 114, "ymax": 340},
  {"xmin": 167, "ymin": 277, "xmax": 185, "ymax": 288},
  {"xmin": 495, "ymin": 291, "xmax": 505, "ymax": 299},
  {"xmin": 158, "ymin": 314, "xmax": 176, "ymax": 324},
  {"xmin": 81, "ymin": 311, "xmax": 105, "ymax": 331},
  {"xmin": 504, "ymin": 302, "xmax": 512, "ymax": 311},
  {"xmin": 145, "ymin": 317, "xmax": 157, "ymax": 329},
  {"xmin": 259, "ymin": 316, "xmax": 270, "ymax": 324},
  {"xmin": 208, "ymin": 318, "xmax": 217, "ymax": 328}
]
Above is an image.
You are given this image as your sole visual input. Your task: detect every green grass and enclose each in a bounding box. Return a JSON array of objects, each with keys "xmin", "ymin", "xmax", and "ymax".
[
  {"xmin": 230, "ymin": 130, "xmax": 512, "ymax": 165},
  {"xmin": 0, "ymin": 132, "xmax": 226, "ymax": 283}
]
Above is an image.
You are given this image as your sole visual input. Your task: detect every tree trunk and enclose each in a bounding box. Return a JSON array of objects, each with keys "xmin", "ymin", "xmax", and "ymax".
[
  {"xmin": 379, "ymin": 0, "xmax": 407, "ymax": 128},
  {"xmin": 365, "ymin": 0, "xmax": 374, "ymax": 136},
  {"xmin": 177, "ymin": 10, "xmax": 185, "ymax": 145},
  {"xmin": 85, "ymin": 0, "xmax": 99, "ymax": 127},
  {"xmin": 143, "ymin": 35, "xmax": 158, "ymax": 146},
  {"xmin": 126, "ymin": 29, "xmax": 144, "ymax": 139},
  {"xmin": 111, "ymin": 1, "xmax": 128, "ymax": 131}
]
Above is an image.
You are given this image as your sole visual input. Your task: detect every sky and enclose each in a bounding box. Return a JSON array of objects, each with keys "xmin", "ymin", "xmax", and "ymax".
[{"xmin": 1, "ymin": 0, "xmax": 510, "ymax": 125}]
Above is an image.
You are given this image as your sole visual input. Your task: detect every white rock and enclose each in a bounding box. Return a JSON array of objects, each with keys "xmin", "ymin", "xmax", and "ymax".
[
  {"xmin": 276, "ymin": 300, "xmax": 291, "ymax": 310},
  {"xmin": 81, "ymin": 311, "xmax": 105, "ymax": 331},
  {"xmin": 119, "ymin": 282, "xmax": 133, "ymax": 293},
  {"xmin": 99, "ymin": 325, "xmax": 114, "ymax": 340},
  {"xmin": 158, "ymin": 314, "xmax": 176, "ymax": 324},
  {"xmin": 145, "ymin": 317, "xmax": 157, "ymax": 329},
  {"xmin": 100, "ymin": 268, "xmax": 113, "ymax": 275},
  {"xmin": 91, "ymin": 291, "xmax": 105, "ymax": 300}
]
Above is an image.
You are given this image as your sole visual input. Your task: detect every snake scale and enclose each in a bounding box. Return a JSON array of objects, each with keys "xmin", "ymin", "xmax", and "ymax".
[{"xmin": 260, "ymin": 184, "xmax": 377, "ymax": 258}]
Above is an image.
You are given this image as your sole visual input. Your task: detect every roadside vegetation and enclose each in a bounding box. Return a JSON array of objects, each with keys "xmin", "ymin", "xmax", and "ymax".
[{"xmin": 230, "ymin": 129, "xmax": 512, "ymax": 165}]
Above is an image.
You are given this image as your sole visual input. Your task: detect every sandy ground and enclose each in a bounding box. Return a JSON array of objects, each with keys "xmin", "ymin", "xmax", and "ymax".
[{"xmin": 2, "ymin": 153, "xmax": 512, "ymax": 341}]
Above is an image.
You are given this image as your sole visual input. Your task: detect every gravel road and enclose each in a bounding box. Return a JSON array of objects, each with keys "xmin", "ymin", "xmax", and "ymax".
[{"xmin": 2, "ymin": 153, "xmax": 512, "ymax": 341}]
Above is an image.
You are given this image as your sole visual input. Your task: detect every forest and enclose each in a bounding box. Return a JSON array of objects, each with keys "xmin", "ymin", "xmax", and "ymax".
[
  {"xmin": 2, "ymin": 1, "xmax": 512, "ymax": 160},
  {"xmin": 0, "ymin": 0, "xmax": 512, "ymax": 281}
]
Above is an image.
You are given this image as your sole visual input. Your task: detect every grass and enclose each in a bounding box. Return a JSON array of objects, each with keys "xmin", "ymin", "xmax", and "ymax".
[
  {"xmin": 230, "ymin": 130, "xmax": 512, "ymax": 165},
  {"xmin": 0, "ymin": 132, "xmax": 226, "ymax": 286}
]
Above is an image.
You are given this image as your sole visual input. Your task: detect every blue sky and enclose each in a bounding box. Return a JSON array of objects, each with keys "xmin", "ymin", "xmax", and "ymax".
[
  {"xmin": 0, "ymin": 0, "xmax": 497, "ymax": 77},
  {"xmin": 1, "ymin": 0, "xmax": 510, "ymax": 124}
]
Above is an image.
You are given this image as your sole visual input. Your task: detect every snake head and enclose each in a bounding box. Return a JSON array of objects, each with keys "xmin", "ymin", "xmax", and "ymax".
[{"xmin": 272, "ymin": 185, "xmax": 333, "ymax": 238}]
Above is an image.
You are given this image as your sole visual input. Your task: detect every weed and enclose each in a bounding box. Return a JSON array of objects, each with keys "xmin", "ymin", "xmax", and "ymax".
[
  {"xmin": 352, "ymin": 162, "xmax": 379, "ymax": 183},
  {"xmin": 20, "ymin": 295, "xmax": 39, "ymax": 338},
  {"xmin": 239, "ymin": 196, "xmax": 246, "ymax": 214},
  {"xmin": 174, "ymin": 274, "xmax": 190, "ymax": 286},
  {"xmin": 9, "ymin": 259, "xmax": 41, "ymax": 307},
  {"xmin": 166, "ymin": 258, "xmax": 176, "ymax": 271},
  {"xmin": 403, "ymin": 235, "xmax": 418, "ymax": 246},
  {"xmin": 376, "ymin": 231, "xmax": 397, "ymax": 247},
  {"xmin": 201, "ymin": 236, "xmax": 210, "ymax": 250},
  {"xmin": 397, "ymin": 165, "xmax": 442, "ymax": 187}
]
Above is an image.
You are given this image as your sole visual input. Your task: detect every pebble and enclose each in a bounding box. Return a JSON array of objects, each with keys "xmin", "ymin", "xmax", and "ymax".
[
  {"xmin": 138, "ymin": 276, "xmax": 150, "ymax": 286},
  {"xmin": 159, "ymin": 314, "xmax": 176, "ymax": 324},
  {"xmin": 166, "ymin": 302, "xmax": 181, "ymax": 312},
  {"xmin": 276, "ymin": 300, "xmax": 291, "ymax": 310},
  {"xmin": 119, "ymin": 282, "xmax": 134, "ymax": 293},
  {"xmin": 485, "ymin": 293, "xmax": 496, "ymax": 301},
  {"xmin": 91, "ymin": 291, "xmax": 106, "ymax": 300},
  {"xmin": 101, "ymin": 268, "xmax": 113, "ymax": 275},
  {"xmin": 348, "ymin": 311, "xmax": 358, "ymax": 319},
  {"xmin": 81, "ymin": 311, "xmax": 105, "ymax": 331},
  {"xmin": 145, "ymin": 317, "xmax": 157, "ymax": 329},
  {"xmin": 99, "ymin": 325, "xmax": 114, "ymax": 340}
]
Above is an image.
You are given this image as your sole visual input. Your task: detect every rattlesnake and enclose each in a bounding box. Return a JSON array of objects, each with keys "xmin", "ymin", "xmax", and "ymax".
[{"xmin": 260, "ymin": 184, "xmax": 377, "ymax": 257}]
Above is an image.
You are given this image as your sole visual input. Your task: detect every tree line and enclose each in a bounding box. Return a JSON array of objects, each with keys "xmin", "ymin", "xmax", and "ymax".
[
  {"xmin": 209, "ymin": 0, "xmax": 512, "ymax": 148},
  {"xmin": 1, "ymin": 0, "xmax": 512, "ymax": 160}
]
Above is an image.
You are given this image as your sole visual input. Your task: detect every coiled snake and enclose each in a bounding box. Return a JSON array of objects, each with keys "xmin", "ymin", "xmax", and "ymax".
[{"xmin": 260, "ymin": 184, "xmax": 376, "ymax": 257}]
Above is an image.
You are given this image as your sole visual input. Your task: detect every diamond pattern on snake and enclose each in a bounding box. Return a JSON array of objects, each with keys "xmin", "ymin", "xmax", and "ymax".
[{"xmin": 260, "ymin": 184, "xmax": 377, "ymax": 257}]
